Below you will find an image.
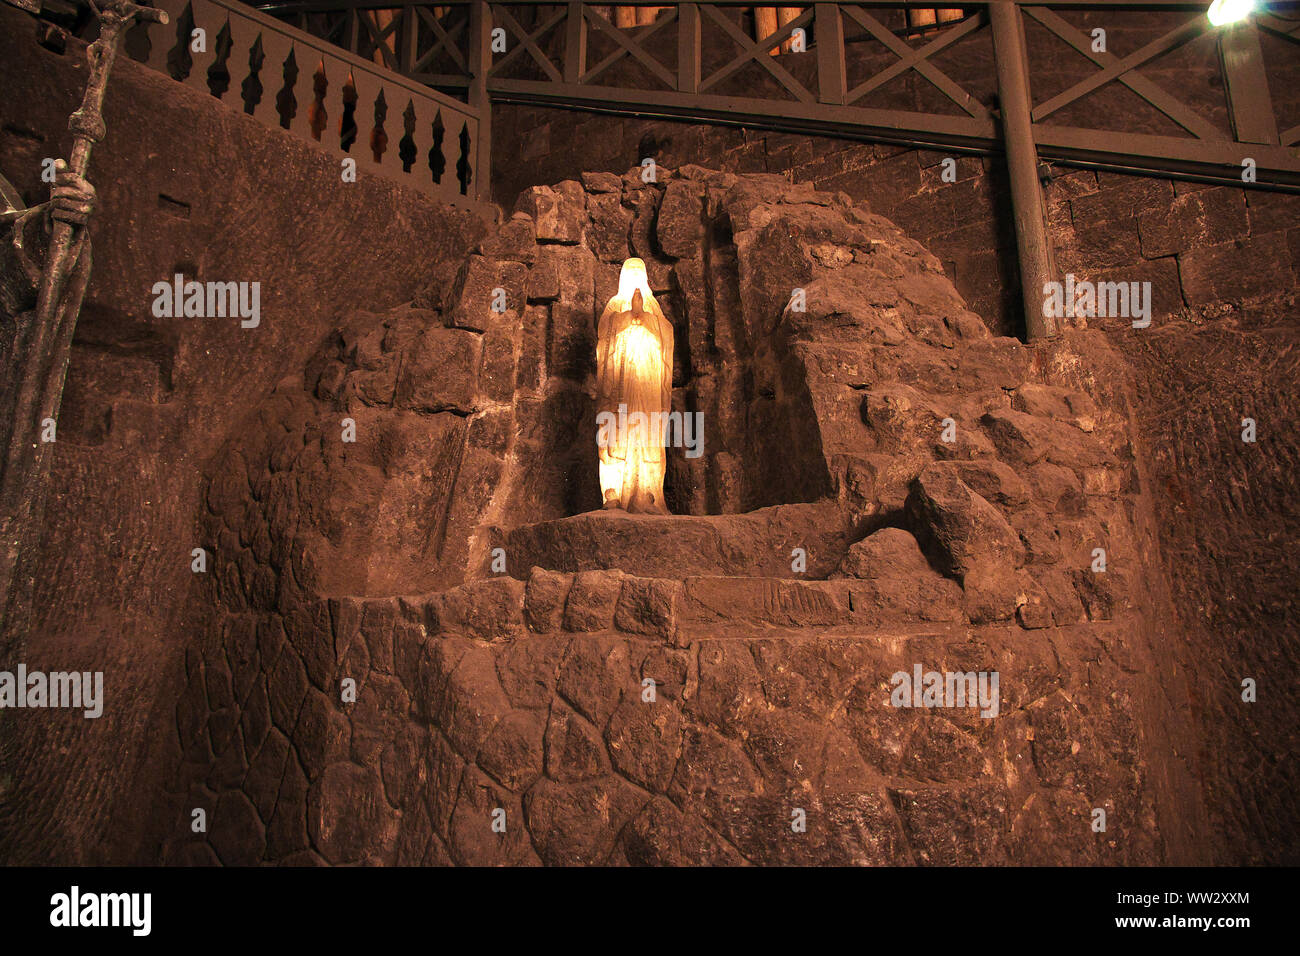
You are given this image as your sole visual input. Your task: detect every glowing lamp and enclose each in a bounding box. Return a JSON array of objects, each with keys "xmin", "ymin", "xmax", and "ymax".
[{"xmin": 1207, "ymin": 0, "xmax": 1255, "ymax": 26}]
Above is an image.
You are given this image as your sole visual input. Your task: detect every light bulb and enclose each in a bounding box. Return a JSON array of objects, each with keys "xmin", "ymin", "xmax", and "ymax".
[{"xmin": 1208, "ymin": 0, "xmax": 1255, "ymax": 26}]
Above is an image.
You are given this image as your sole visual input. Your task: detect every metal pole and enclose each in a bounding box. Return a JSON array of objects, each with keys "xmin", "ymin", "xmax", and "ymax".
[
  {"xmin": 990, "ymin": 1, "xmax": 1056, "ymax": 340},
  {"xmin": 468, "ymin": 0, "xmax": 492, "ymax": 202}
]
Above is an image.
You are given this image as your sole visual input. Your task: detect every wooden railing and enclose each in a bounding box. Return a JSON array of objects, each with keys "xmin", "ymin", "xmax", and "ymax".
[
  {"xmin": 130, "ymin": 0, "xmax": 486, "ymax": 203},
  {"xmin": 254, "ymin": 1, "xmax": 1300, "ymax": 184}
]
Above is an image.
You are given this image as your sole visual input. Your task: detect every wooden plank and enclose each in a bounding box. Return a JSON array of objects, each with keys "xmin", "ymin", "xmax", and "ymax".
[
  {"xmin": 257, "ymin": 1, "xmax": 1229, "ymax": 11},
  {"xmin": 221, "ymin": 13, "xmax": 277, "ymax": 125},
  {"xmin": 754, "ymin": 6, "xmax": 778, "ymax": 51},
  {"xmin": 346, "ymin": 66, "xmax": 387, "ymax": 173},
  {"xmin": 468, "ymin": 0, "xmax": 492, "ymax": 200},
  {"xmin": 488, "ymin": 76, "xmax": 998, "ymax": 142},
  {"xmin": 250, "ymin": 1, "xmax": 1248, "ymax": 13},
  {"xmin": 1254, "ymin": 14, "xmax": 1300, "ymax": 40},
  {"xmin": 185, "ymin": 0, "xmax": 223, "ymax": 97},
  {"xmin": 564, "ymin": 2, "xmax": 586, "ymax": 84},
  {"xmin": 409, "ymin": 72, "xmax": 473, "ymax": 87},
  {"xmin": 1219, "ymin": 20, "xmax": 1279, "ymax": 146},
  {"xmin": 146, "ymin": 0, "xmax": 183, "ymax": 74},
  {"xmin": 679, "ymin": 2, "xmax": 701, "ymax": 94},
  {"xmin": 246, "ymin": 16, "xmax": 301, "ymax": 131},
  {"xmin": 402, "ymin": 7, "xmax": 417, "ymax": 73},
  {"xmin": 815, "ymin": 3, "xmax": 846, "ymax": 105},
  {"xmin": 1035, "ymin": 123, "xmax": 1300, "ymax": 180}
]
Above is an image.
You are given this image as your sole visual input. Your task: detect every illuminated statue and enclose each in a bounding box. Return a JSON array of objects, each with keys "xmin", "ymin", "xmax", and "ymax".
[{"xmin": 595, "ymin": 258, "xmax": 673, "ymax": 514}]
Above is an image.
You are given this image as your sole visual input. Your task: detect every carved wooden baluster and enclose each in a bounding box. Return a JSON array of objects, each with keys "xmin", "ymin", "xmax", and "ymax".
[
  {"xmin": 371, "ymin": 88, "xmax": 388, "ymax": 164},
  {"xmin": 308, "ymin": 59, "xmax": 328, "ymax": 141},
  {"xmin": 429, "ymin": 108, "xmax": 446, "ymax": 184},
  {"xmin": 179, "ymin": 0, "xmax": 220, "ymax": 94},
  {"xmin": 399, "ymin": 98, "xmax": 417, "ymax": 173},
  {"xmin": 241, "ymin": 33, "xmax": 265, "ymax": 115},
  {"xmin": 339, "ymin": 71, "xmax": 358, "ymax": 151},
  {"xmin": 456, "ymin": 121, "xmax": 471, "ymax": 196},
  {"xmin": 146, "ymin": 1, "xmax": 176, "ymax": 73},
  {"xmin": 274, "ymin": 47, "xmax": 299, "ymax": 130},
  {"xmin": 165, "ymin": 1, "xmax": 195, "ymax": 80},
  {"xmin": 206, "ymin": 17, "xmax": 233, "ymax": 98}
]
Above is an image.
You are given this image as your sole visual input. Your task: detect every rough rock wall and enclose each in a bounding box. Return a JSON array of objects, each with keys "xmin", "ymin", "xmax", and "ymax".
[
  {"xmin": 1049, "ymin": 182, "xmax": 1300, "ymax": 865},
  {"xmin": 160, "ymin": 167, "xmax": 1205, "ymax": 865},
  {"xmin": 1107, "ymin": 304, "xmax": 1300, "ymax": 864},
  {"xmin": 164, "ymin": 586, "xmax": 1170, "ymax": 865},
  {"xmin": 0, "ymin": 11, "xmax": 486, "ymax": 864}
]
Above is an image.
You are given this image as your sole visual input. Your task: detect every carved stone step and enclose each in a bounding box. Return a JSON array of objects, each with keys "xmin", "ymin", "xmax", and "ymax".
[{"xmin": 491, "ymin": 501, "xmax": 859, "ymax": 580}]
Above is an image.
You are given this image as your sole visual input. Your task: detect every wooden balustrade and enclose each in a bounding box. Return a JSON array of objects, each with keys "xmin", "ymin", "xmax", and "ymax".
[{"xmin": 135, "ymin": 0, "xmax": 483, "ymax": 203}]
